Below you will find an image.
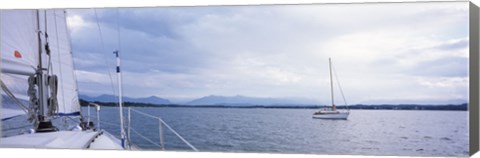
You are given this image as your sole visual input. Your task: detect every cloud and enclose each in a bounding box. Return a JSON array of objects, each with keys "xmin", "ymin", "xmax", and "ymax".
[
  {"xmin": 416, "ymin": 77, "xmax": 468, "ymax": 89},
  {"xmin": 67, "ymin": 2, "xmax": 469, "ymax": 104},
  {"xmin": 66, "ymin": 15, "xmax": 88, "ymax": 34},
  {"xmin": 75, "ymin": 70, "xmax": 113, "ymax": 85}
]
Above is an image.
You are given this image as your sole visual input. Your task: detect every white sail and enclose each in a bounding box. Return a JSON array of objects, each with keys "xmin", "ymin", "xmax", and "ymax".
[
  {"xmin": 1, "ymin": 9, "xmax": 125, "ymax": 150},
  {"xmin": 0, "ymin": 10, "xmax": 39, "ymax": 76},
  {"xmin": 1, "ymin": 10, "xmax": 80, "ymax": 117},
  {"xmin": 44, "ymin": 10, "xmax": 81, "ymax": 116},
  {"xmin": 0, "ymin": 10, "xmax": 39, "ymax": 119}
]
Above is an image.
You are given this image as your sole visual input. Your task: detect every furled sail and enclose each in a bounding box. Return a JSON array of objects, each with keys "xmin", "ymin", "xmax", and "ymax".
[{"xmin": 44, "ymin": 10, "xmax": 81, "ymax": 116}]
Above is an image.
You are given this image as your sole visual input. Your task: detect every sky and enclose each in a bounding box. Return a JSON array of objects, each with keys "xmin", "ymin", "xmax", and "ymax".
[{"xmin": 66, "ymin": 2, "xmax": 469, "ymax": 104}]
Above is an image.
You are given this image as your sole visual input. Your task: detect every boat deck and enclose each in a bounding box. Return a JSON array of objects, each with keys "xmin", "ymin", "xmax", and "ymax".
[
  {"xmin": 88, "ymin": 131, "xmax": 123, "ymax": 149},
  {"xmin": 0, "ymin": 130, "xmax": 123, "ymax": 150}
]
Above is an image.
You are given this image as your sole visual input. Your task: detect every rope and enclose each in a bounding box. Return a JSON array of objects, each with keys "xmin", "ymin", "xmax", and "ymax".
[
  {"xmin": 27, "ymin": 76, "xmax": 39, "ymax": 125},
  {"xmin": 44, "ymin": 10, "xmax": 51, "ymax": 57},
  {"xmin": 47, "ymin": 75, "xmax": 59, "ymax": 116}
]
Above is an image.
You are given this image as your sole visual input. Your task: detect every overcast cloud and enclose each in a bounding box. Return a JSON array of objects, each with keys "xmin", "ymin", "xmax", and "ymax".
[{"xmin": 66, "ymin": 2, "xmax": 469, "ymax": 104}]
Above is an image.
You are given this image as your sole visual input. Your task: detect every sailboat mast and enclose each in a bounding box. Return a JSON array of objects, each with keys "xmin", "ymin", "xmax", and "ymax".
[
  {"xmin": 36, "ymin": 10, "xmax": 48, "ymax": 119},
  {"xmin": 329, "ymin": 58, "xmax": 335, "ymax": 111},
  {"xmin": 34, "ymin": 10, "xmax": 57, "ymax": 132}
]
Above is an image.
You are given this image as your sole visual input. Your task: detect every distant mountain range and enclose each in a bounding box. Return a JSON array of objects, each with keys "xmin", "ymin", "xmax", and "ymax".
[
  {"xmin": 79, "ymin": 94, "xmax": 318, "ymax": 106},
  {"xmin": 186, "ymin": 95, "xmax": 317, "ymax": 106},
  {"xmin": 79, "ymin": 94, "xmax": 171, "ymax": 105}
]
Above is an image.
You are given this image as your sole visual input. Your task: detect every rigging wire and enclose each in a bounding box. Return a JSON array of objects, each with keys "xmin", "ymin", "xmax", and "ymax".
[
  {"xmin": 332, "ymin": 63, "xmax": 348, "ymax": 107},
  {"xmin": 93, "ymin": 9, "xmax": 117, "ymax": 97},
  {"xmin": 0, "ymin": 80, "xmax": 29, "ymax": 113},
  {"xmin": 0, "ymin": 79, "xmax": 38, "ymax": 125}
]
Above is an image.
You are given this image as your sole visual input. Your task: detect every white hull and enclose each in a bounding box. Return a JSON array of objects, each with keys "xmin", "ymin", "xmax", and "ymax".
[{"xmin": 312, "ymin": 111, "xmax": 349, "ymax": 120}]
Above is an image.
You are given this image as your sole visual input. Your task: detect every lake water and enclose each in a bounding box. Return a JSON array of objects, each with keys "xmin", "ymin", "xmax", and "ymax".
[
  {"xmin": 86, "ymin": 107, "xmax": 468, "ymax": 156},
  {"xmin": 2, "ymin": 107, "xmax": 469, "ymax": 156}
]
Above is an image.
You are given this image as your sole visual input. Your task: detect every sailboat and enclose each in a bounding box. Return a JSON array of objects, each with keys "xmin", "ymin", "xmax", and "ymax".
[
  {"xmin": 312, "ymin": 58, "xmax": 350, "ymax": 120},
  {"xmin": 0, "ymin": 9, "xmax": 124, "ymax": 149}
]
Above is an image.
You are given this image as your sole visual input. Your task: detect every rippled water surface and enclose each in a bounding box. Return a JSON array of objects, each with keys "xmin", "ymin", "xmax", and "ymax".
[{"xmin": 3, "ymin": 107, "xmax": 468, "ymax": 156}]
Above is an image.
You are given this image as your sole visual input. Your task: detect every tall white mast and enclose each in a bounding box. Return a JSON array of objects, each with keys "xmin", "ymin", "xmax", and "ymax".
[
  {"xmin": 114, "ymin": 50, "xmax": 126, "ymax": 148},
  {"xmin": 329, "ymin": 58, "xmax": 335, "ymax": 111}
]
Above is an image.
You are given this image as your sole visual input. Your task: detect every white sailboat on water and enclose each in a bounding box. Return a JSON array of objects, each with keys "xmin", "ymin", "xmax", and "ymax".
[
  {"xmin": 0, "ymin": 9, "xmax": 124, "ymax": 149},
  {"xmin": 312, "ymin": 58, "xmax": 350, "ymax": 120}
]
